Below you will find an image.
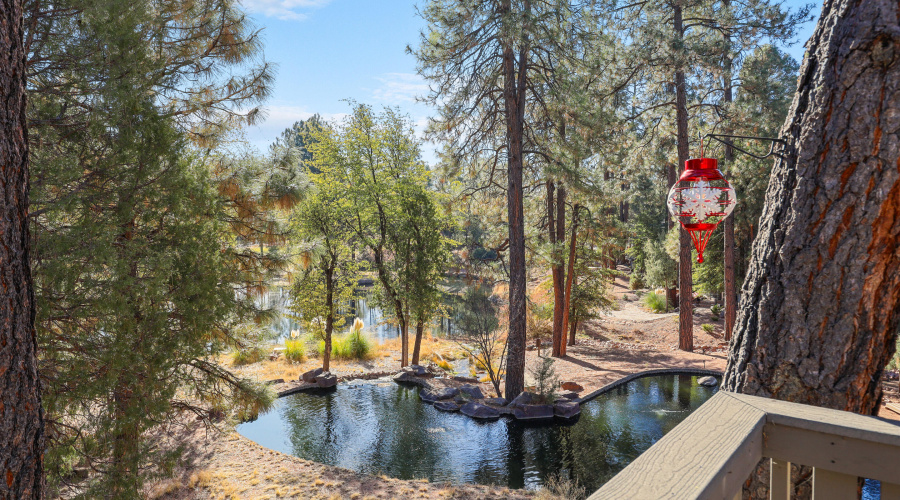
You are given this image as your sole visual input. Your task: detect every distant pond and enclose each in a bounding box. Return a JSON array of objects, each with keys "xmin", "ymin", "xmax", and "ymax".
[
  {"xmin": 237, "ymin": 374, "xmax": 718, "ymax": 492},
  {"xmin": 262, "ymin": 278, "xmax": 484, "ymax": 343}
]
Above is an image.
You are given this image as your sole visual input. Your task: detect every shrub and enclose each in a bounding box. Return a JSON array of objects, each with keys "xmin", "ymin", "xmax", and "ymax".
[
  {"xmin": 317, "ymin": 330, "xmax": 374, "ymax": 360},
  {"xmin": 701, "ymin": 323, "xmax": 715, "ymax": 334},
  {"xmin": 643, "ymin": 291, "xmax": 667, "ymax": 313},
  {"xmin": 231, "ymin": 346, "xmax": 267, "ymax": 366},
  {"xmin": 529, "ymin": 356, "xmax": 559, "ymax": 404},
  {"xmin": 629, "ymin": 273, "xmax": 645, "ymax": 290},
  {"xmin": 710, "ymin": 303, "xmax": 722, "ymax": 321},
  {"xmin": 283, "ymin": 339, "xmax": 306, "ymax": 363},
  {"xmin": 535, "ymin": 473, "xmax": 586, "ymax": 500}
]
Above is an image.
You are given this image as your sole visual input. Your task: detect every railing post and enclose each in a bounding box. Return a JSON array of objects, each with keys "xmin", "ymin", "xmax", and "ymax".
[
  {"xmin": 812, "ymin": 468, "xmax": 857, "ymax": 500},
  {"xmin": 769, "ymin": 459, "xmax": 790, "ymax": 500}
]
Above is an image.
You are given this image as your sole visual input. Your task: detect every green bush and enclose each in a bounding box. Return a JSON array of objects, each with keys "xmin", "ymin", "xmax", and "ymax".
[
  {"xmin": 283, "ymin": 339, "xmax": 306, "ymax": 362},
  {"xmin": 643, "ymin": 291, "xmax": 667, "ymax": 313},
  {"xmin": 629, "ymin": 273, "xmax": 645, "ymax": 290},
  {"xmin": 315, "ymin": 330, "xmax": 374, "ymax": 360},
  {"xmin": 701, "ymin": 323, "xmax": 715, "ymax": 334},
  {"xmin": 231, "ymin": 346, "xmax": 267, "ymax": 366},
  {"xmin": 710, "ymin": 303, "xmax": 722, "ymax": 321}
]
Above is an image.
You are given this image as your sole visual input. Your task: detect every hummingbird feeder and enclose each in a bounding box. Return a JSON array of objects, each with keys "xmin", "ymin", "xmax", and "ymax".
[{"xmin": 666, "ymin": 157, "xmax": 737, "ymax": 263}]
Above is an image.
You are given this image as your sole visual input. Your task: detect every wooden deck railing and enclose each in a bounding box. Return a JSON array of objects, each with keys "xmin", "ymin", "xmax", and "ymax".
[{"xmin": 589, "ymin": 391, "xmax": 900, "ymax": 500}]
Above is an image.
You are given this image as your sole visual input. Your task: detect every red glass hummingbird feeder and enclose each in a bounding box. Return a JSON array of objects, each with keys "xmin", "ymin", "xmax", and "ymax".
[{"xmin": 666, "ymin": 157, "xmax": 737, "ymax": 263}]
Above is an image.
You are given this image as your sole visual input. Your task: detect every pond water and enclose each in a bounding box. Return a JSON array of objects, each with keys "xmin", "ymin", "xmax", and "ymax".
[
  {"xmin": 237, "ymin": 374, "xmax": 718, "ymax": 492},
  {"xmin": 262, "ymin": 279, "xmax": 477, "ymax": 343}
]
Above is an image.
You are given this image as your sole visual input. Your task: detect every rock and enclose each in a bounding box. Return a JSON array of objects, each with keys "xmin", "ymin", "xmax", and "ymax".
[
  {"xmin": 434, "ymin": 401, "xmax": 460, "ymax": 412},
  {"xmin": 508, "ymin": 391, "xmax": 537, "ymax": 408},
  {"xmin": 559, "ymin": 392, "xmax": 579, "ymax": 400},
  {"xmin": 554, "ymin": 401, "xmax": 581, "ymax": 419},
  {"xmin": 420, "ymin": 387, "xmax": 459, "ymax": 403},
  {"xmin": 301, "ymin": 367, "xmax": 323, "ymax": 383},
  {"xmin": 404, "ymin": 364, "xmax": 428, "ymax": 376},
  {"xmin": 315, "ymin": 372, "xmax": 337, "ymax": 388},
  {"xmin": 512, "ymin": 404, "xmax": 555, "ymax": 421},
  {"xmin": 560, "ymin": 381, "xmax": 584, "ymax": 392},
  {"xmin": 483, "ymin": 397, "xmax": 507, "ymax": 407},
  {"xmin": 460, "ymin": 402, "xmax": 500, "ymax": 420},
  {"xmin": 266, "ymin": 378, "xmax": 285, "ymax": 385},
  {"xmin": 459, "ymin": 384, "xmax": 484, "ymax": 400},
  {"xmin": 698, "ymin": 376, "xmax": 718, "ymax": 387},
  {"xmin": 526, "ymin": 345, "xmax": 537, "ymax": 351},
  {"xmin": 393, "ymin": 371, "xmax": 427, "ymax": 386},
  {"xmin": 452, "ymin": 375, "xmax": 479, "ymax": 383}
]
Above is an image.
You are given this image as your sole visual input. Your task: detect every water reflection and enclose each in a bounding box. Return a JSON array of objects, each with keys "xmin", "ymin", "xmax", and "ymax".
[{"xmin": 237, "ymin": 375, "xmax": 719, "ymax": 492}]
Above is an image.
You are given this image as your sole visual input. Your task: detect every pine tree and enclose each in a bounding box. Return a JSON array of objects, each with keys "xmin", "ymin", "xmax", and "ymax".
[{"xmin": 0, "ymin": 0, "xmax": 45, "ymax": 497}]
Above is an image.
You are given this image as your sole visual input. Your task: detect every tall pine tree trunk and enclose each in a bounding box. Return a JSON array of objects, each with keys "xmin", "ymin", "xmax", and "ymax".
[
  {"xmin": 550, "ymin": 183, "xmax": 566, "ymax": 357},
  {"xmin": 673, "ymin": 0, "xmax": 693, "ymax": 352},
  {"xmin": 0, "ymin": 0, "xmax": 45, "ymax": 497},
  {"xmin": 502, "ymin": 0, "xmax": 529, "ymax": 400},
  {"xmin": 563, "ymin": 204, "xmax": 579, "ymax": 350},
  {"xmin": 724, "ymin": 0, "xmax": 900, "ymax": 415},
  {"xmin": 324, "ymin": 267, "xmax": 333, "ymax": 372},
  {"xmin": 722, "ymin": 2, "xmax": 737, "ymax": 341},
  {"xmin": 411, "ymin": 320, "xmax": 424, "ymax": 366},
  {"xmin": 725, "ymin": 3, "xmax": 900, "ymax": 496}
]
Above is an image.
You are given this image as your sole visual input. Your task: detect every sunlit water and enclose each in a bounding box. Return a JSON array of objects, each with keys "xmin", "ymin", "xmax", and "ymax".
[{"xmin": 237, "ymin": 374, "xmax": 719, "ymax": 492}]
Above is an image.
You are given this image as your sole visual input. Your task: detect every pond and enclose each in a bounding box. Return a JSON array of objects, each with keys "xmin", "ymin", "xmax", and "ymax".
[
  {"xmin": 237, "ymin": 373, "xmax": 718, "ymax": 492},
  {"xmin": 262, "ymin": 278, "xmax": 481, "ymax": 343}
]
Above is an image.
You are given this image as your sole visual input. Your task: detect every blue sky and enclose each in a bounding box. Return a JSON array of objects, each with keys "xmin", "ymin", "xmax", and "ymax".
[{"xmin": 241, "ymin": 0, "xmax": 820, "ymax": 163}]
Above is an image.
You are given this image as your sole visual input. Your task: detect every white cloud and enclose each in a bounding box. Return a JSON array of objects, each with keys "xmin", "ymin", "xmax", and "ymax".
[
  {"xmin": 372, "ymin": 73, "xmax": 430, "ymax": 104},
  {"xmin": 240, "ymin": 0, "xmax": 332, "ymax": 21},
  {"xmin": 244, "ymin": 104, "xmax": 347, "ymax": 149}
]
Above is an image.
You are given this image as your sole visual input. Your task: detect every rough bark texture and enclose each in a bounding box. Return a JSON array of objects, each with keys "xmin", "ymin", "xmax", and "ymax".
[
  {"xmin": 323, "ymin": 267, "xmax": 333, "ymax": 372},
  {"xmin": 563, "ymin": 204, "xmax": 579, "ymax": 349},
  {"xmin": 724, "ymin": 0, "xmax": 900, "ymax": 414},
  {"xmin": 673, "ymin": 1, "xmax": 693, "ymax": 352},
  {"xmin": 502, "ymin": 0, "xmax": 529, "ymax": 400},
  {"xmin": 411, "ymin": 320, "xmax": 424, "ymax": 366},
  {"xmin": 552, "ymin": 185, "xmax": 566, "ymax": 357},
  {"xmin": 0, "ymin": 0, "xmax": 45, "ymax": 497},
  {"xmin": 722, "ymin": 25, "xmax": 737, "ymax": 341}
]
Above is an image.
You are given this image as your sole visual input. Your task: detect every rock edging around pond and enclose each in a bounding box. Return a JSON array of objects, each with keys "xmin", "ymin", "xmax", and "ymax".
[
  {"xmin": 392, "ymin": 365, "xmax": 580, "ymax": 422},
  {"xmin": 276, "ymin": 365, "xmax": 723, "ymax": 424}
]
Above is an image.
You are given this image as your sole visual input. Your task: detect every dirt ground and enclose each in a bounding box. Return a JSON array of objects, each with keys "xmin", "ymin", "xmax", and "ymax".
[{"xmin": 146, "ymin": 270, "xmax": 899, "ymax": 499}]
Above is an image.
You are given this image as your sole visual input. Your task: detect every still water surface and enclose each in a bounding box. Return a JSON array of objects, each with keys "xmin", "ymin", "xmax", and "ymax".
[{"xmin": 237, "ymin": 374, "xmax": 718, "ymax": 492}]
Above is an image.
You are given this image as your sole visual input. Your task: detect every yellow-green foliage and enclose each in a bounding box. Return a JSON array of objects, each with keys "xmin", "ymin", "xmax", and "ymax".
[
  {"xmin": 284, "ymin": 339, "xmax": 306, "ymax": 362},
  {"xmin": 643, "ymin": 291, "xmax": 667, "ymax": 313},
  {"xmin": 232, "ymin": 347, "xmax": 267, "ymax": 366},
  {"xmin": 701, "ymin": 323, "xmax": 715, "ymax": 334},
  {"xmin": 432, "ymin": 355, "xmax": 452, "ymax": 371},
  {"xmin": 316, "ymin": 329, "xmax": 374, "ymax": 360}
]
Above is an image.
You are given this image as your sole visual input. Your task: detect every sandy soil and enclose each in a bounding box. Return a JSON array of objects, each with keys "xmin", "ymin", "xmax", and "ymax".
[{"xmin": 144, "ymin": 270, "xmax": 898, "ymax": 499}]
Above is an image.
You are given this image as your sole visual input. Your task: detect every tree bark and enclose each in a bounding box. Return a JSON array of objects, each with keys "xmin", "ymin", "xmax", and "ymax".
[
  {"xmin": 324, "ymin": 267, "xmax": 333, "ymax": 372},
  {"xmin": 724, "ymin": 0, "xmax": 900, "ymax": 417},
  {"xmin": 0, "ymin": 1, "xmax": 45, "ymax": 497},
  {"xmin": 562, "ymin": 204, "xmax": 579, "ymax": 350},
  {"xmin": 721, "ymin": 4, "xmax": 737, "ymax": 342},
  {"xmin": 551, "ymin": 184, "xmax": 566, "ymax": 357},
  {"xmin": 411, "ymin": 320, "xmax": 424, "ymax": 366},
  {"xmin": 673, "ymin": 0, "xmax": 693, "ymax": 352},
  {"xmin": 501, "ymin": 0, "xmax": 529, "ymax": 401}
]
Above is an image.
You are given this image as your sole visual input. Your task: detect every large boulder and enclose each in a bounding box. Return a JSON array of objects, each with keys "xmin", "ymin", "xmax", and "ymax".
[
  {"xmin": 452, "ymin": 375, "xmax": 479, "ymax": 383},
  {"xmin": 698, "ymin": 376, "xmax": 718, "ymax": 387},
  {"xmin": 512, "ymin": 404, "xmax": 555, "ymax": 421},
  {"xmin": 420, "ymin": 387, "xmax": 459, "ymax": 403},
  {"xmin": 459, "ymin": 385, "xmax": 484, "ymax": 400},
  {"xmin": 460, "ymin": 402, "xmax": 500, "ymax": 420},
  {"xmin": 483, "ymin": 397, "xmax": 507, "ymax": 407},
  {"xmin": 434, "ymin": 401, "xmax": 460, "ymax": 412},
  {"xmin": 393, "ymin": 371, "xmax": 427, "ymax": 386},
  {"xmin": 558, "ymin": 392, "xmax": 580, "ymax": 400},
  {"xmin": 554, "ymin": 401, "xmax": 581, "ymax": 419},
  {"xmin": 301, "ymin": 367, "xmax": 323, "ymax": 383},
  {"xmin": 314, "ymin": 372, "xmax": 337, "ymax": 389},
  {"xmin": 508, "ymin": 391, "xmax": 537, "ymax": 408},
  {"xmin": 403, "ymin": 364, "xmax": 430, "ymax": 377}
]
